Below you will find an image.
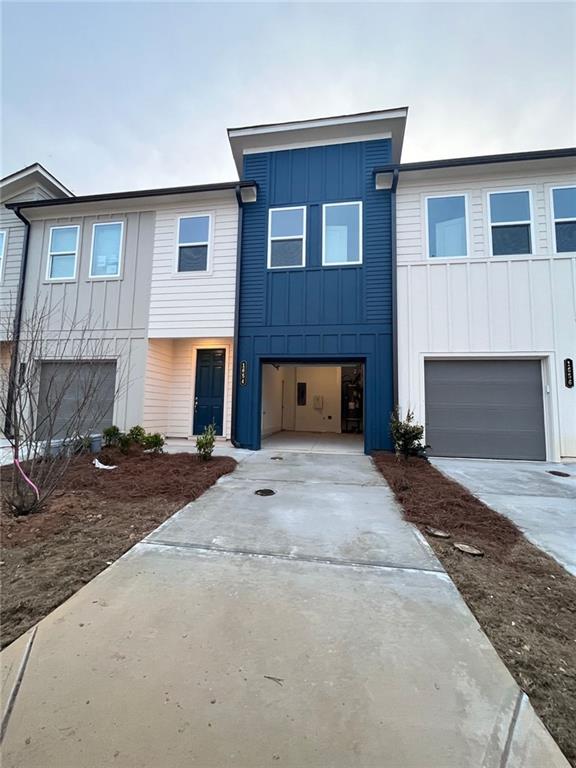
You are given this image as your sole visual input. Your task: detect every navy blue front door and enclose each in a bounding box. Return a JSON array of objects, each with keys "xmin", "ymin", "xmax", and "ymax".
[{"xmin": 193, "ymin": 349, "xmax": 225, "ymax": 435}]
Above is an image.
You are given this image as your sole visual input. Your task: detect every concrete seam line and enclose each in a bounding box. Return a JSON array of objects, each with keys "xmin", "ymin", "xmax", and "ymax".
[
  {"xmin": 0, "ymin": 626, "xmax": 38, "ymax": 744},
  {"xmin": 145, "ymin": 539, "xmax": 446, "ymax": 575},
  {"xmin": 499, "ymin": 690, "xmax": 526, "ymax": 768}
]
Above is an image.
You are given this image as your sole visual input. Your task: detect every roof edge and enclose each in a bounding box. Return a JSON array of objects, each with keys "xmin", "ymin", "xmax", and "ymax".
[
  {"xmin": 0, "ymin": 162, "xmax": 74, "ymax": 197},
  {"xmin": 374, "ymin": 147, "xmax": 576, "ymax": 174},
  {"xmin": 228, "ymin": 107, "xmax": 409, "ymax": 137},
  {"xmin": 6, "ymin": 180, "xmax": 257, "ymax": 210}
]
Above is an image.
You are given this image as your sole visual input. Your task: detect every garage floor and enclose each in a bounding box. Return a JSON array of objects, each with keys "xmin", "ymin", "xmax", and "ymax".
[
  {"xmin": 1, "ymin": 450, "xmax": 568, "ymax": 767},
  {"xmin": 431, "ymin": 458, "xmax": 576, "ymax": 576},
  {"xmin": 262, "ymin": 430, "xmax": 364, "ymax": 453}
]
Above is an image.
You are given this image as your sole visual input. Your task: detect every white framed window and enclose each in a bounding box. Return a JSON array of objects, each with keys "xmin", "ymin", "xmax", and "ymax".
[
  {"xmin": 46, "ymin": 225, "xmax": 79, "ymax": 281},
  {"xmin": 551, "ymin": 186, "xmax": 576, "ymax": 253},
  {"xmin": 0, "ymin": 231, "xmax": 6, "ymax": 280},
  {"xmin": 90, "ymin": 221, "xmax": 123, "ymax": 278},
  {"xmin": 177, "ymin": 214, "xmax": 211, "ymax": 272},
  {"xmin": 322, "ymin": 201, "xmax": 362, "ymax": 266},
  {"xmin": 488, "ymin": 190, "xmax": 533, "ymax": 256},
  {"xmin": 426, "ymin": 194, "xmax": 468, "ymax": 258},
  {"xmin": 268, "ymin": 206, "xmax": 306, "ymax": 269}
]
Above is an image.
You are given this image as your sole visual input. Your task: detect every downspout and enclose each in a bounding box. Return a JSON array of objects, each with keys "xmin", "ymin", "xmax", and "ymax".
[
  {"xmin": 390, "ymin": 168, "xmax": 400, "ymax": 408},
  {"xmin": 230, "ymin": 185, "xmax": 244, "ymax": 447},
  {"xmin": 4, "ymin": 206, "xmax": 31, "ymax": 437}
]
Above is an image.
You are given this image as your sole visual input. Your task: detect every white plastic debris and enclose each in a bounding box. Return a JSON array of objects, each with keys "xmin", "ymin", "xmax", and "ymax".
[{"xmin": 92, "ymin": 458, "xmax": 117, "ymax": 470}]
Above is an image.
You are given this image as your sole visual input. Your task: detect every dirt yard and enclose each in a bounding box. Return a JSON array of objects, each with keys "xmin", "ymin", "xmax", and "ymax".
[
  {"xmin": 1, "ymin": 449, "xmax": 236, "ymax": 650},
  {"xmin": 373, "ymin": 452, "xmax": 576, "ymax": 766}
]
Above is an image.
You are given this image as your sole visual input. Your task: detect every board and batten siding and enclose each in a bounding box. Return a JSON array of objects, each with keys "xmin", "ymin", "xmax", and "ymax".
[
  {"xmin": 148, "ymin": 196, "xmax": 239, "ymax": 338},
  {"xmin": 1, "ymin": 184, "xmax": 61, "ymax": 341},
  {"xmin": 143, "ymin": 338, "xmax": 234, "ymax": 439},
  {"xmin": 396, "ymin": 168, "xmax": 576, "ymax": 460},
  {"xmin": 21, "ymin": 209, "xmax": 155, "ymax": 430}
]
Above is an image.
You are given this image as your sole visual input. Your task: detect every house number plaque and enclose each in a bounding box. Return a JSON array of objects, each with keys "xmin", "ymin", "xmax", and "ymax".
[
  {"xmin": 240, "ymin": 361, "xmax": 248, "ymax": 386},
  {"xmin": 564, "ymin": 358, "xmax": 574, "ymax": 388}
]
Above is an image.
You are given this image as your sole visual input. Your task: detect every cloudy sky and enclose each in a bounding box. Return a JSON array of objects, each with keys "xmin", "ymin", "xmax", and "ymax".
[{"xmin": 2, "ymin": 2, "xmax": 574, "ymax": 194}]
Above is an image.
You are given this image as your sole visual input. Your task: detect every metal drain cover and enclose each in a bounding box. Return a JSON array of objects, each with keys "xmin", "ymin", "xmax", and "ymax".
[
  {"xmin": 548, "ymin": 470, "xmax": 570, "ymax": 478},
  {"xmin": 270, "ymin": 456, "xmax": 284, "ymax": 461},
  {"xmin": 255, "ymin": 488, "xmax": 276, "ymax": 496}
]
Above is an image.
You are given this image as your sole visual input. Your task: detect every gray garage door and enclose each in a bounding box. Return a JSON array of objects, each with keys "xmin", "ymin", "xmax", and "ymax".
[
  {"xmin": 425, "ymin": 359, "xmax": 546, "ymax": 460},
  {"xmin": 36, "ymin": 361, "xmax": 116, "ymax": 440}
]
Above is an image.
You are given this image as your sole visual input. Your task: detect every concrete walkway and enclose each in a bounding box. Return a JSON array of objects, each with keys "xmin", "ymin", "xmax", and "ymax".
[
  {"xmin": 431, "ymin": 457, "xmax": 576, "ymax": 576},
  {"xmin": 1, "ymin": 450, "xmax": 569, "ymax": 767}
]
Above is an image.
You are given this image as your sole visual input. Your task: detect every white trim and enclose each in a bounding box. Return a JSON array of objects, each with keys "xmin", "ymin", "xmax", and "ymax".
[
  {"xmin": 228, "ymin": 109, "xmax": 407, "ymax": 138},
  {"xmin": 267, "ymin": 206, "xmax": 307, "ymax": 270},
  {"xmin": 0, "ymin": 230, "xmax": 6, "ymax": 282},
  {"xmin": 322, "ymin": 201, "xmax": 363, "ymax": 267},
  {"xmin": 549, "ymin": 184, "xmax": 576, "ymax": 254},
  {"xmin": 424, "ymin": 193, "xmax": 469, "ymax": 260},
  {"xmin": 243, "ymin": 132, "xmax": 392, "ymax": 155},
  {"xmin": 487, "ymin": 188, "xmax": 534, "ymax": 257},
  {"xmin": 0, "ymin": 163, "xmax": 73, "ymax": 197},
  {"xmin": 175, "ymin": 212, "xmax": 213, "ymax": 275},
  {"xmin": 89, "ymin": 221, "xmax": 124, "ymax": 280},
  {"xmin": 190, "ymin": 341, "xmax": 232, "ymax": 438},
  {"xmin": 419, "ymin": 352, "xmax": 557, "ymax": 462},
  {"xmin": 46, "ymin": 224, "xmax": 80, "ymax": 282}
]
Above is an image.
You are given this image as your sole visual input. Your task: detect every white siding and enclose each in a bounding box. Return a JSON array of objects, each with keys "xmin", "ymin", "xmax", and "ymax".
[
  {"xmin": 143, "ymin": 338, "xmax": 234, "ymax": 439},
  {"xmin": 149, "ymin": 196, "xmax": 238, "ymax": 338},
  {"xmin": 396, "ymin": 167, "xmax": 576, "ymax": 460},
  {"xmin": 396, "ymin": 169, "xmax": 575, "ymax": 263},
  {"xmin": 143, "ymin": 339, "xmax": 174, "ymax": 433}
]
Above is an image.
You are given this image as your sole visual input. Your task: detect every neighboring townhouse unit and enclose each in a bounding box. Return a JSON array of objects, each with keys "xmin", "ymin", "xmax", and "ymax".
[
  {"xmin": 384, "ymin": 149, "xmax": 576, "ymax": 461},
  {"xmin": 0, "ymin": 164, "xmax": 73, "ymax": 420},
  {"xmin": 3, "ymin": 181, "xmax": 256, "ymax": 441},
  {"xmin": 229, "ymin": 108, "xmax": 408, "ymax": 452}
]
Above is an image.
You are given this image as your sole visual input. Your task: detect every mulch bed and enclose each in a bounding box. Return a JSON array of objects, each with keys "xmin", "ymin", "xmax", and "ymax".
[
  {"xmin": 1, "ymin": 449, "xmax": 236, "ymax": 650},
  {"xmin": 373, "ymin": 452, "xmax": 576, "ymax": 766}
]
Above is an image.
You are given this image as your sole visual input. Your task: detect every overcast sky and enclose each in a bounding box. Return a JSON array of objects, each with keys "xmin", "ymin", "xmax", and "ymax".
[{"xmin": 1, "ymin": 2, "xmax": 574, "ymax": 194}]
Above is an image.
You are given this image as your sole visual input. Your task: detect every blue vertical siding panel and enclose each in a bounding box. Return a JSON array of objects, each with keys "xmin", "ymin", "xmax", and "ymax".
[{"xmin": 237, "ymin": 139, "xmax": 394, "ymax": 452}]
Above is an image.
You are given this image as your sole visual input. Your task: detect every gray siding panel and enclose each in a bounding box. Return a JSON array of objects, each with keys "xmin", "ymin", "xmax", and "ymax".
[{"xmin": 425, "ymin": 359, "xmax": 546, "ymax": 460}]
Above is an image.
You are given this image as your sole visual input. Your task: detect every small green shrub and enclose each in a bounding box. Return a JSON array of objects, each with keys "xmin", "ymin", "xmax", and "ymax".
[
  {"xmin": 142, "ymin": 432, "xmax": 165, "ymax": 453},
  {"xmin": 117, "ymin": 432, "xmax": 132, "ymax": 454},
  {"xmin": 196, "ymin": 423, "xmax": 216, "ymax": 461},
  {"xmin": 390, "ymin": 407, "xmax": 428, "ymax": 460},
  {"xmin": 127, "ymin": 425, "xmax": 147, "ymax": 444},
  {"xmin": 103, "ymin": 425, "xmax": 121, "ymax": 447}
]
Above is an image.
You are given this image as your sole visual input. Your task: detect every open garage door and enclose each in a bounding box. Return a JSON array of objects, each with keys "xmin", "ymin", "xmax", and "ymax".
[{"xmin": 425, "ymin": 359, "xmax": 546, "ymax": 460}]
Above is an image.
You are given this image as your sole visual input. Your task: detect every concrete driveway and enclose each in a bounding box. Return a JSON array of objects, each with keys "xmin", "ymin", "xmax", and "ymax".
[
  {"xmin": 1, "ymin": 450, "xmax": 569, "ymax": 767},
  {"xmin": 431, "ymin": 458, "xmax": 576, "ymax": 576}
]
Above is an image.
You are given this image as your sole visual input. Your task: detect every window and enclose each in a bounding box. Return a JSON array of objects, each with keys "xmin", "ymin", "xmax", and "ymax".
[
  {"xmin": 489, "ymin": 190, "xmax": 532, "ymax": 256},
  {"xmin": 322, "ymin": 202, "xmax": 362, "ymax": 265},
  {"xmin": 47, "ymin": 225, "xmax": 79, "ymax": 280},
  {"xmin": 0, "ymin": 231, "xmax": 5, "ymax": 278},
  {"xmin": 178, "ymin": 215, "xmax": 210, "ymax": 272},
  {"xmin": 90, "ymin": 222, "xmax": 123, "ymax": 278},
  {"xmin": 268, "ymin": 207, "xmax": 306, "ymax": 268},
  {"xmin": 426, "ymin": 195, "xmax": 468, "ymax": 258},
  {"xmin": 552, "ymin": 186, "xmax": 576, "ymax": 253}
]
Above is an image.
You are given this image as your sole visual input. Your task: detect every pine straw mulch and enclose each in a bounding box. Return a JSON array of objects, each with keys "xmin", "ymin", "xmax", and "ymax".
[
  {"xmin": 372, "ymin": 452, "xmax": 576, "ymax": 766},
  {"xmin": 1, "ymin": 449, "xmax": 236, "ymax": 649}
]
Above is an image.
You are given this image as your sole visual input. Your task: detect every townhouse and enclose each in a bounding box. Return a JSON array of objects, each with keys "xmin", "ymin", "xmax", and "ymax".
[{"xmin": 1, "ymin": 108, "xmax": 574, "ymax": 461}]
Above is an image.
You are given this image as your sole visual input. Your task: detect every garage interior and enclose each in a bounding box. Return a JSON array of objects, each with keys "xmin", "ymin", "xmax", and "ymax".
[{"xmin": 261, "ymin": 362, "xmax": 364, "ymax": 452}]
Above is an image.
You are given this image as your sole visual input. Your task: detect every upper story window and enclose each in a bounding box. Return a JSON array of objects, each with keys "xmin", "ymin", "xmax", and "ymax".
[
  {"xmin": 426, "ymin": 195, "xmax": 468, "ymax": 258},
  {"xmin": 47, "ymin": 225, "xmax": 79, "ymax": 280},
  {"xmin": 322, "ymin": 202, "xmax": 362, "ymax": 266},
  {"xmin": 0, "ymin": 231, "xmax": 5, "ymax": 278},
  {"xmin": 551, "ymin": 186, "xmax": 576, "ymax": 253},
  {"xmin": 268, "ymin": 207, "xmax": 306, "ymax": 269},
  {"xmin": 90, "ymin": 222, "xmax": 123, "ymax": 278},
  {"xmin": 178, "ymin": 215, "xmax": 210, "ymax": 272},
  {"xmin": 489, "ymin": 190, "xmax": 532, "ymax": 256}
]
